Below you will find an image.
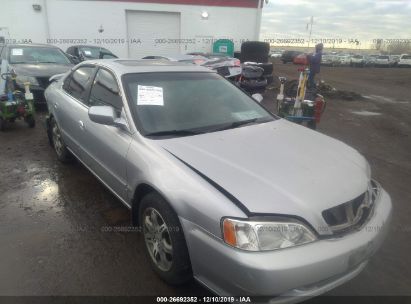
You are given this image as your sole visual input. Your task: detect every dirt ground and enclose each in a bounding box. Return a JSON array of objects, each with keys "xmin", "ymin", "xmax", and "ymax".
[{"xmin": 0, "ymin": 63, "xmax": 410, "ymax": 299}]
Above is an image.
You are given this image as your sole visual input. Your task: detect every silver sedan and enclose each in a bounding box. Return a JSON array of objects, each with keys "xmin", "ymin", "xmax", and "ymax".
[{"xmin": 45, "ymin": 59, "xmax": 392, "ymax": 302}]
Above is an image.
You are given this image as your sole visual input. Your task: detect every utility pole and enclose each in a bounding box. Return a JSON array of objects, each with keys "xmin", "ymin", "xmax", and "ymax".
[{"xmin": 307, "ymin": 16, "xmax": 314, "ymax": 50}]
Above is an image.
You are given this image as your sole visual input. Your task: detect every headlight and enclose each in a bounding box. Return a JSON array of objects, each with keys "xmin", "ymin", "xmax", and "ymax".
[
  {"xmin": 222, "ymin": 218, "xmax": 317, "ymax": 251},
  {"xmin": 15, "ymin": 75, "xmax": 39, "ymax": 86}
]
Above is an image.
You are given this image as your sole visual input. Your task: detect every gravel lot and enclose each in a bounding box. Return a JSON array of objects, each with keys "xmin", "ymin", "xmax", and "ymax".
[{"xmin": 0, "ymin": 63, "xmax": 410, "ymax": 299}]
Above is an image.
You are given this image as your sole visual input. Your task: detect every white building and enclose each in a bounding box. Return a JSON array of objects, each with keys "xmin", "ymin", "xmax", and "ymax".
[{"xmin": 0, "ymin": 0, "xmax": 264, "ymax": 58}]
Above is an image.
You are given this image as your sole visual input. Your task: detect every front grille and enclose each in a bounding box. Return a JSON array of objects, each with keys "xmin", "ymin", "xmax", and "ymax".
[{"xmin": 322, "ymin": 184, "xmax": 378, "ymax": 235}]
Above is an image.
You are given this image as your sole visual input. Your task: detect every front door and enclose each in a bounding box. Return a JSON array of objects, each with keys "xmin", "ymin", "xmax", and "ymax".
[{"xmin": 78, "ymin": 67, "xmax": 132, "ymax": 202}]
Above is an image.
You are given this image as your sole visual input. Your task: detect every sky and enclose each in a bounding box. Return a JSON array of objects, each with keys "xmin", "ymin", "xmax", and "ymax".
[{"xmin": 261, "ymin": 0, "xmax": 411, "ymax": 49}]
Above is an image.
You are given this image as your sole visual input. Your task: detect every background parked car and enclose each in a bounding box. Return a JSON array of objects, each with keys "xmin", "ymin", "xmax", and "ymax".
[
  {"xmin": 398, "ymin": 54, "xmax": 411, "ymax": 67},
  {"xmin": 281, "ymin": 50, "xmax": 303, "ymax": 64},
  {"xmin": 0, "ymin": 43, "xmax": 73, "ymax": 103},
  {"xmin": 389, "ymin": 55, "xmax": 400, "ymax": 67},
  {"xmin": 337, "ymin": 54, "xmax": 351, "ymax": 66},
  {"xmin": 66, "ymin": 45, "xmax": 117, "ymax": 63},
  {"xmin": 270, "ymin": 50, "xmax": 283, "ymax": 58},
  {"xmin": 142, "ymin": 54, "xmax": 207, "ymax": 65},
  {"xmin": 200, "ymin": 54, "xmax": 242, "ymax": 79},
  {"xmin": 375, "ymin": 55, "xmax": 391, "ymax": 67},
  {"xmin": 188, "ymin": 52, "xmax": 240, "ymax": 69},
  {"xmin": 350, "ymin": 55, "xmax": 365, "ymax": 67},
  {"xmin": 364, "ymin": 54, "xmax": 379, "ymax": 67},
  {"xmin": 321, "ymin": 53, "xmax": 339, "ymax": 66}
]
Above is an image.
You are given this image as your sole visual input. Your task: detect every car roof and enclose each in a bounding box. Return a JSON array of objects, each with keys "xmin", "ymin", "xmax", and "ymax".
[{"xmin": 81, "ymin": 59, "xmax": 214, "ymax": 74}]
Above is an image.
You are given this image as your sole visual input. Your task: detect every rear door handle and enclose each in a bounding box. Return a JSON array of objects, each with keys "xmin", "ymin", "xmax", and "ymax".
[{"xmin": 79, "ymin": 120, "xmax": 85, "ymax": 130}]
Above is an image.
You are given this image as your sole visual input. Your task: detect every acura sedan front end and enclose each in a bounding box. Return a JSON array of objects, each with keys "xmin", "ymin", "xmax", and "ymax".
[{"xmin": 44, "ymin": 59, "xmax": 392, "ymax": 303}]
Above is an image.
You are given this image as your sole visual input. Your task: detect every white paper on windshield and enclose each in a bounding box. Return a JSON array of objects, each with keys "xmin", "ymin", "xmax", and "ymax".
[
  {"xmin": 12, "ymin": 49, "xmax": 23, "ymax": 56},
  {"xmin": 137, "ymin": 85, "xmax": 164, "ymax": 106},
  {"xmin": 84, "ymin": 50, "xmax": 92, "ymax": 55}
]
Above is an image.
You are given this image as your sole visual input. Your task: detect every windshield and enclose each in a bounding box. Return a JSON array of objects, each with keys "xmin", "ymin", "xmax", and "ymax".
[
  {"xmin": 80, "ymin": 46, "xmax": 113, "ymax": 59},
  {"xmin": 123, "ymin": 72, "xmax": 274, "ymax": 137},
  {"xmin": 402, "ymin": 55, "xmax": 411, "ymax": 59},
  {"xmin": 9, "ymin": 46, "xmax": 70, "ymax": 64},
  {"xmin": 378, "ymin": 56, "xmax": 389, "ymax": 59}
]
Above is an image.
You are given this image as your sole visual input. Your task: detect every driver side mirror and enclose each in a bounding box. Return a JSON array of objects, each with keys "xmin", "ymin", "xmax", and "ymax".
[{"xmin": 88, "ymin": 106, "xmax": 128, "ymax": 130}]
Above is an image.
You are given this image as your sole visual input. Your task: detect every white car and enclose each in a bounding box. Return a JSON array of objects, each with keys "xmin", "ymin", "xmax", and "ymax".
[
  {"xmin": 375, "ymin": 55, "xmax": 391, "ymax": 67},
  {"xmin": 389, "ymin": 55, "xmax": 400, "ymax": 67},
  {"xmin": 350, "ymin": 55, "xmax": 365, "ymax": 67},
  {"xmin": 321, "ymin": 54, "xmax": 339, "ymax": 66},
  {"xmin": 365, "ymin": 55, "xmax": 379, "ymax": 67},
  {"xmin": 398, "ymin": 54, "xmax": 411, "ymax": 67},
  {"xmin": 270, "ymin": 51, "xmax": 283, "ymax": 58},
  {"xmin": 337, "ymin": 54, "xmax": 351, "ymax": 66}
]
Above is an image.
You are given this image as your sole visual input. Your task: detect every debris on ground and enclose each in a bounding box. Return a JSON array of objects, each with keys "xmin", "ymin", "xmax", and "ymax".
[
  {"xmin": 351, "ymin": 110, "xmax": 382, "ymax": 116},
  {"xmin": 317, "ymin": 81, "xmax": 364, "ymax": 101}
]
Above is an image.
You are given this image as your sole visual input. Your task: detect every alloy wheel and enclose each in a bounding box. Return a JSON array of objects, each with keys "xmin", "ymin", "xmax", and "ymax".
[
  {"xmin": 52, "ymin": 123, "xmax": 64, "ymax": 157},
  {"xmin": 143, "ymin": 207, "xmax": 173, "ymax": 271}
]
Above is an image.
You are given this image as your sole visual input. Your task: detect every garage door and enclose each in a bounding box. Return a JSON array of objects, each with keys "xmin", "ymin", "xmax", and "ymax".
[{"xmin": 126, "ymin": 10, "xmax": 181, "ymax": 59}]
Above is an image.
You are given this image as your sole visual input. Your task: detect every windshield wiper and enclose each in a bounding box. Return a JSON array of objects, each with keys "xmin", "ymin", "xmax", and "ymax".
[
  {"xmin": 145, "ymin": 129, "xmax": 201, "ymax": 137},
  {"xmin": 213, "ymin": 118, "xmax": 260, "ymax": 132}
]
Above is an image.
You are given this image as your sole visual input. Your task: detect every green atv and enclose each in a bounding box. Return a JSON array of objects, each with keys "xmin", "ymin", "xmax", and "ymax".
[{"xmin": 0, "ymin": 72, "xmax": 35, "ymax": 131}]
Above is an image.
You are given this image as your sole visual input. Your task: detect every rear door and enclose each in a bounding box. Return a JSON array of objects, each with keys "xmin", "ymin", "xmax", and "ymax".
[{"xmin": 78, "ymin": 67, "xmax": 132, "ymax": 202}]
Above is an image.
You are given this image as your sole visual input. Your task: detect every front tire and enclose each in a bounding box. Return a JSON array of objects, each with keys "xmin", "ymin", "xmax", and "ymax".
[
  {"xmin": 50, "ymin": 117, "xmax": 72, "ymax": 163},
  {"xmin": 139, "ymin": 192, "xmax": 192, "ymax": 285}
]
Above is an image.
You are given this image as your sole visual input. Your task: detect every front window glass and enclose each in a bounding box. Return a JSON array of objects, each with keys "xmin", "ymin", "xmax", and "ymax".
[
  {"xmin": 123, "ymin": 72, "xmax": 274, "ymax": 137},
  {"xmin": 9, "ymin": 46, "xmax": 71, "ymax": 64},
  {"xmin": 89, "ymin": 68, "xmax": 122, "ymax": 111}
]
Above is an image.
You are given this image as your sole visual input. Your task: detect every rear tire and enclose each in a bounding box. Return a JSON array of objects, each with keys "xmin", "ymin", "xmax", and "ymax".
[
  {"xmin": 50, "ymin": 117, "xmax": 72, "ymax": 163},
  {"xmin": 139, "ymin": 192, "xmax": 192, "ymax": 285}
]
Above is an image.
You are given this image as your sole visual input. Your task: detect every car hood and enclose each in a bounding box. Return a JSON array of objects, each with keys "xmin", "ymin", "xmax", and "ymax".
[
  {"xmin": 157, "ymin": 120, "xmax": 370, "ymax": 221},
  {"xmin": 11, "ymin": 63, "xmax": 73, "ymax": 77}
]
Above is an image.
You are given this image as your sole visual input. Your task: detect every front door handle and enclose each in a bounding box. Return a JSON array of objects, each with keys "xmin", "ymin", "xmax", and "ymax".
[{"xmin": 79, "ymin": 120, "xmax": 85, "ymax": 130}]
